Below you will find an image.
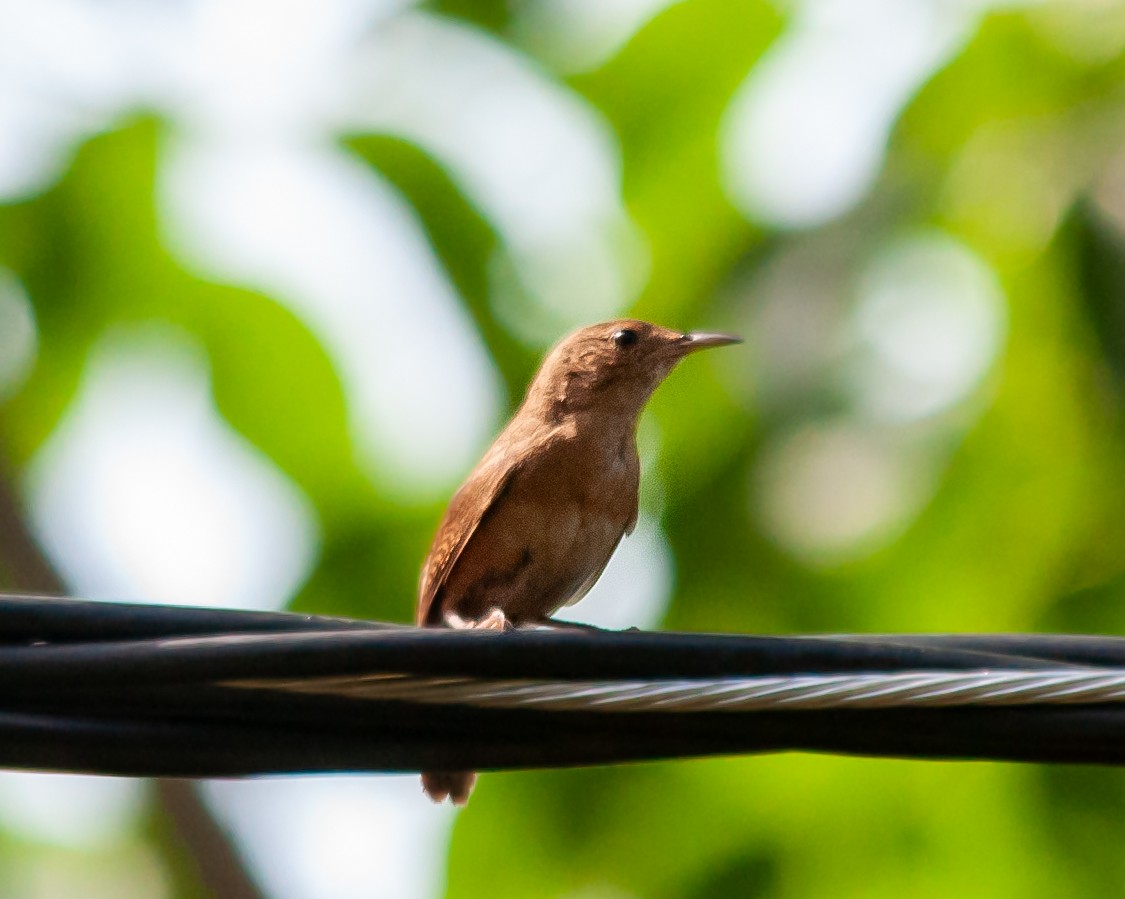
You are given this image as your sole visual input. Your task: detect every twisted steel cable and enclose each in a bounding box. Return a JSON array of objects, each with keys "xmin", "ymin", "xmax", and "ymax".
[
  {"xmin": 227, "ymin": 668, "xmax": 1125, "ymax": 711},
  {"xmin": 2, "ymin": 594, "xmax": 1125, "ymax": 775}
]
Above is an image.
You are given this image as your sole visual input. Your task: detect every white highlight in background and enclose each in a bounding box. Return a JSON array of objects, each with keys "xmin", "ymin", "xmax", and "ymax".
[
  {"xmin": 720, "ymin": 0, "xmax": 979, "ymax": 228},
  {"xmin": 203, "ymin": 776, "xmax": 453, "ymax": 899},
  {"xmin": 754, "ymin": 421, "xmax": 922, "ymax": 565},
  {"xmin": 0, "ymin": 773, "xmax": 146, "ymax": 849},
  {"xmin": 26, "ymin": 327, "xmax": 318, "ymax": 609},
  {"xmin": 0, "ymin": 0, "xmax": 144, "ymax": 198},
  {"xmin": 848, "ymin": 231, "xmax": 1006, "ymax": 422}
]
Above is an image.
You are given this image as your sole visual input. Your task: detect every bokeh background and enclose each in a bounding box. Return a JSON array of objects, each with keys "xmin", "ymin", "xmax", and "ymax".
[{"xmin": 2, "ymin": 0, "xmax": 1125, "ymax": 896}]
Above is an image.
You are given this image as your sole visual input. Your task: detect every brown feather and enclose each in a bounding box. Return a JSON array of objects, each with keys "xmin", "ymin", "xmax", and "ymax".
[{"xmin": 416, "ymin": 442, "xmax": 523, "ymax": 626}]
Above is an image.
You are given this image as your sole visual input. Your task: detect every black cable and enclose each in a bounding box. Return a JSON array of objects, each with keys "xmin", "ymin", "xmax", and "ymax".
[{"xmin": 1, "ymin": 594, "xmax": 1124, "ymax": 777}]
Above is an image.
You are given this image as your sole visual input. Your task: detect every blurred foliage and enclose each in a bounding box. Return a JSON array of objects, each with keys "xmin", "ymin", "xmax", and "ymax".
[
  {"xmin": 345, "ymin": 134, "xmax": 539, "ymax": 397},
  {"xmin": 573, "ymin": 0, "xmax": 779, "ymax": 322},
  {"xmin": 4, "ymin": 1, "xmax": 1125, "ymax": 898}
]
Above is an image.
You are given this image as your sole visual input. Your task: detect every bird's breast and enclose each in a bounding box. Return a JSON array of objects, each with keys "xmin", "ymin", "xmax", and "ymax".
[{"xmin": 440, "ymin": 428, "xmax": 639, "ymax": 623}]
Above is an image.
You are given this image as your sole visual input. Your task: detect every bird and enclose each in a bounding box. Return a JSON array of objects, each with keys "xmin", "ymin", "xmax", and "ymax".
[{"xmin": 416, "ymin": 319, "xmax": 741, "ymax": 803}]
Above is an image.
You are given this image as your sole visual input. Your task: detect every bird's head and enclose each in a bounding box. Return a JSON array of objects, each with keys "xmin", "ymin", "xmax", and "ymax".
[{"xmin": 524, "ymin": 319, "xmax": 741, "ymax": 421}]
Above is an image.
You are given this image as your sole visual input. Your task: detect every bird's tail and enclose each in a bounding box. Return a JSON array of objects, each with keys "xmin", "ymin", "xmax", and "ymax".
[{"xmin": 421, "ymin": 770, "xmax": 476, "ymax": 805}]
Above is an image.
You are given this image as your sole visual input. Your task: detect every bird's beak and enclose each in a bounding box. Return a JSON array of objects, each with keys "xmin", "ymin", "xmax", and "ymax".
[{"xmin": 677, "ymin": 331, "xmax": 743, "ymax": 353}]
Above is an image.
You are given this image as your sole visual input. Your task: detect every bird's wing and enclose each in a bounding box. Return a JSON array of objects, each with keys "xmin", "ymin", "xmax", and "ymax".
[{"xmin": 416, "ymin": 448, "xmax": 522, "ymax": 626}]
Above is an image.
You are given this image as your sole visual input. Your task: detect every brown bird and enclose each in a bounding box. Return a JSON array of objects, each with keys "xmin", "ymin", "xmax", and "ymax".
[{"xmin": 416, "ymin": 319, "xmax": 741, "ymax": 803}]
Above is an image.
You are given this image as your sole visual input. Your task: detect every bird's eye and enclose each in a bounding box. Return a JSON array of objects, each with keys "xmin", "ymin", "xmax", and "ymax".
[{"xmin": 612, "ymin": 329, "xmax": 638, "ymax": 348}]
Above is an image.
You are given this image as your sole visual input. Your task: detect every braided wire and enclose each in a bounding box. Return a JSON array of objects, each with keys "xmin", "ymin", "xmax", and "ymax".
[{"xmin": 227, "ymin": 667, "xmax": 1125, "ymax": 712}]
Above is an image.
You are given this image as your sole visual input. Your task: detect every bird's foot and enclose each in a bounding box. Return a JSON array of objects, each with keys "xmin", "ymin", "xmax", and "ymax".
[
  {"xmin": 443, "ymin": 608, "xmax": 514, "ymax": 632},
  {"xmin": 476, "ymin": 607, "xmax": 513, "ymax": 631}
]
